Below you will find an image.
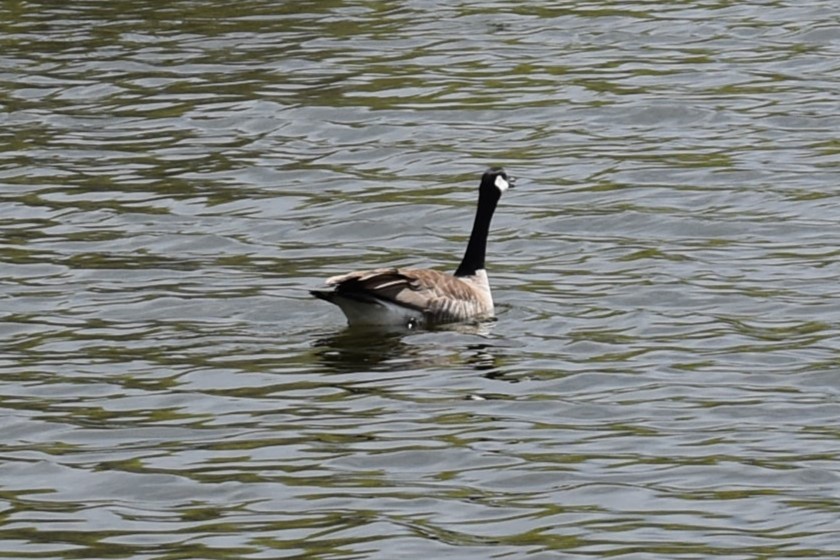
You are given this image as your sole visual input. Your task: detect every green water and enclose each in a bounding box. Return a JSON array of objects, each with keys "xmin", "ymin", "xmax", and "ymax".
[{"xmin": 2, "ymin": 1, "xmax": 840, "ymax": 558}]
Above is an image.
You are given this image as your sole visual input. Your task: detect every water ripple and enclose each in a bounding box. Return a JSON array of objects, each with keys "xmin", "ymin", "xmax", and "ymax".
[{"xmin": 2, "ymin": 0, "xmax": 840, "ymax": 558}]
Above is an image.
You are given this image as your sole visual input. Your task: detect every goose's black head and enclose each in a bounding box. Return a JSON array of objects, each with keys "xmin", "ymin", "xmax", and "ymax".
[
  {"xmin": 480, "ymin": 167, "xmax": 516, "ymax": 196},
  {"xmin": 455, "ymin": 167, "xmax": 514, "ymax": 278}
]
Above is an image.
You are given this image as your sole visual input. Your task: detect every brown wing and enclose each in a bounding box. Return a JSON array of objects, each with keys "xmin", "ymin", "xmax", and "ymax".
[{"xmin": 326, "ymin": 267, "xmax": 492, "ymax": 321}]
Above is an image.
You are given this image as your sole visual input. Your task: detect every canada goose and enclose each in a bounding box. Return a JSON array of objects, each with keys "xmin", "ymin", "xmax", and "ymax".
[{"xmin": 311, "ymin": 167, "xmax": 515, "ymax": 327}]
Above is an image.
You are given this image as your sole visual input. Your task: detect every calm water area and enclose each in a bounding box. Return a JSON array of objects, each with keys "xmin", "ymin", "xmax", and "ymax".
[{"xmin": 2, "ymin": 1, "xmax": 840, "ymax": 558}]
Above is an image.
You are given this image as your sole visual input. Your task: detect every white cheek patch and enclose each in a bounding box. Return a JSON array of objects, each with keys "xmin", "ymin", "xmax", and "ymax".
[{"xmin": 494, "ymin": 175, "xmax": 509, "ymax": 192}]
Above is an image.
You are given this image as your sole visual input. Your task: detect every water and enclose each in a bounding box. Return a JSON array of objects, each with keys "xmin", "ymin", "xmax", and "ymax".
[{"xmin": 2, "ymin": 1, "xmax": 839, "ymax": 558}]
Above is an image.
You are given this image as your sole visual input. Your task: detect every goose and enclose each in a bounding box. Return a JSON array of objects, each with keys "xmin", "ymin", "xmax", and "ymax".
[{"xmin": 311, "ymin": 167, "xmax": 515, "ymax": 328}]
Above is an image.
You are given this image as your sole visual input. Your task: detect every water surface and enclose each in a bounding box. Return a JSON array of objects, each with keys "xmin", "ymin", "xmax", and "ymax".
[{"xmin": 2, "ymin": 1, "xmax": 840, "ymax": 558}]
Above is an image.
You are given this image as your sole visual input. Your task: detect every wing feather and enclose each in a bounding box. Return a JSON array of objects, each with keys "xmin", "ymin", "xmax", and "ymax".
[{"xmin": 324, "ymin": 267, "xmax": 492, "ymax": 322}]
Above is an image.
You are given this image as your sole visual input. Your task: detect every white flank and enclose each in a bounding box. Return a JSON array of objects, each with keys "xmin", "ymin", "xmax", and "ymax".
[{"xmin": 331, "ymin": 295, "xmax": 425, "ymax": 327}]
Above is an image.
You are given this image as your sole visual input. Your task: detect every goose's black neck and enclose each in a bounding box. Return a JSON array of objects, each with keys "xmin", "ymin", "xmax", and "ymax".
[{"xmin": 454, "ymin": 186, "xmax": 500, "ymax": 277}]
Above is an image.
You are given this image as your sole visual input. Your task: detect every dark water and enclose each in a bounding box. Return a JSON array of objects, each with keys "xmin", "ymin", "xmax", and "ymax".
[{"xmin": 2, "ymin": 1, "xmax": 840, "ymax": 558}]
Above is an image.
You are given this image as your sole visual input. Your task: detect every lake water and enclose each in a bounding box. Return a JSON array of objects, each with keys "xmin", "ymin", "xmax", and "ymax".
[{"xmin": 2, "ymin": 1, "xmax": 840, "ymax": 558}]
